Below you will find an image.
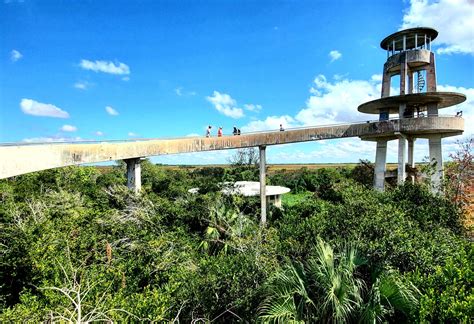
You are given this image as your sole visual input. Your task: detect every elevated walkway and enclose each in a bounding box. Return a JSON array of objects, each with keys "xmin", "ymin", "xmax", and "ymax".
[{"xmin": 0, "ymin": 116, "xmax": 462, "ymax": 179}]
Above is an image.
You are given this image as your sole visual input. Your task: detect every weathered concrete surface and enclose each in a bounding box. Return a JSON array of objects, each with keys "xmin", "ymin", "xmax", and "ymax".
[
  {"xmin": 259, "ymin": 146, "xmax": 267, "ymax": 226},
  {"xmin": 0, "ymin": 116, "xmax": 464, "ymax": 179},
  {"xmin": 358, "ymin": 92, "xmax": 466, "ymax": 114},
  {"xmin": 380, "ymin": 27, "xmax": 438, "ymax": 50}
]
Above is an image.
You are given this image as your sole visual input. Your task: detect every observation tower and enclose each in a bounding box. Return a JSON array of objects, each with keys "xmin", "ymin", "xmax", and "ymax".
[{"xmin": 358, "ymin": 27, "xmax": 466, "ymax": 192}]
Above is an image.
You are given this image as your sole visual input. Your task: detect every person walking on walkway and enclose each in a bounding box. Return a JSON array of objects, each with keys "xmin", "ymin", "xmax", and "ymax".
[
  {"xmin": 218, "ymin": 126, "xmax": 223, "ymax": 137},
  {"xmin": 280, "ymin": 124, "xmax": 285, "ymax": 131},
  {"xmin": 233, "ymin": 126, "xmax": 238, "ymax": 136},
  {"xmin": 206, "ymin": 125, "xmax": 212, "ymax": 137}
]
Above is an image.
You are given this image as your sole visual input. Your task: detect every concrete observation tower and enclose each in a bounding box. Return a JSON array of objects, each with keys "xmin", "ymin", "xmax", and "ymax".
[{"xmin": 358, "ymin": 27, "xmax": 466, "ymax": 192}]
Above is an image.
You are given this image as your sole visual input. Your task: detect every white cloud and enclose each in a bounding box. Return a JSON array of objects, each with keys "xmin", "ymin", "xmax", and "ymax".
[
  {"xmin": 60, "ymin": 124, "xmax": 77, "ymax": 132},
  {"xmin": 244, "ymin": 104, "xmax": 262, "ymax": 112},
  {"xmin": 105, "ymin": 106, "xmax": 119, "ymax": 116},
  {"xmin": 10, "ymin": 49, "xmax": 22, "ymax": 62},
  {"xmin": 241, "ymin": 72, "xmax": 472, "ymax": 163},
  {"xmin": 20, "ymin": 98, "xmax": 70, "ymax": 118},
  {"xmin": 329, "ymin": 50, "xmax": 342, "ymax": 62},
  {"xmin": 175, "ymin": 87, "xmax": 196, "ymax": 96},
  {"xmin": 295, "ymin": 74, "xmax": 380, "ymax": 125},
  {"xmin": 95, "ymin": 131, "xmax": 104, "ymax": 136},
  {"xmin": 437, "ymin": 84, "xmax": 474, "ymax": 137},
  {"xmin": 22, "ymin": 136, "xmax": 82, "ymax": 143},
  {"xmin": 401, "ymin": 0, "xmax": 474, "ymax": 55},
  {"xmin": 128, "ymin": 132, "xmax": 138, "ymax": 137},
  {"xmin": 74, "ymin": 81, "xmax": 91, "ymax": 90},
  {"xmin": 122, "ymin": 76, "xmax": 130, "ymax": 81},
  {"xmin": 242, "ymin": 115, "xmax": 297, "ymax": 132},
  {"xmin": 152, "ymin": 150, "xmax": 232, "ymax": 165},
  {"xmin": 206, "ymin": 91, "xmax": 244, "ymax": 119},
  {"xmin": 80, "ymin": 59, "xmax": 130, "ymax": 75}
]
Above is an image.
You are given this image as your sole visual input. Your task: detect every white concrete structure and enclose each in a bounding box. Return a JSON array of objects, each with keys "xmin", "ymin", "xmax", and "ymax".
[
  {"xmin": 222, "ymin": 181, "xmax": 291, "ymax": 208},
  {"xmin": 189, "ymin": 181, "xmax": 291, "ymax": 209},
  {"xmin": 358, "ymin": 27, "xmax": 467, "ymax": 193}
]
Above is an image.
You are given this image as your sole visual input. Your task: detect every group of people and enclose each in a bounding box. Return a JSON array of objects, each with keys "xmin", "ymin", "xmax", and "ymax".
[
  {"xmin": 205, "ymin": 124, "xmax": 285, "ymax": 138},
  {"xmin": 205, "ymin": 125, "xmax": 241, "ymax": 138}
]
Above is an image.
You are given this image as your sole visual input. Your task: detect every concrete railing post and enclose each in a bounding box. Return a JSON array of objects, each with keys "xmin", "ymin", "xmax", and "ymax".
[
  {"xmin": 124, "ymin": 158, "xmax": 141, "ymax": 193},
  {"xmin": 259, "ymin": 145, "xmax": 266, "ymax": 226}
]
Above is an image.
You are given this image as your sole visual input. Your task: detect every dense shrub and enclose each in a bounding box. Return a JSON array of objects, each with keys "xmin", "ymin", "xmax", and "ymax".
[{"xmin": 0, "ymin": 164, "xmax": 471, "ymax": 322}]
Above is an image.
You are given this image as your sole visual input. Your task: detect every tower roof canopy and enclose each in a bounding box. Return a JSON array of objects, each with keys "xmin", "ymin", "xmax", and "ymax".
[{"xmin": 380, "ymin": 27, "xmax": 438, "ymax": 50}]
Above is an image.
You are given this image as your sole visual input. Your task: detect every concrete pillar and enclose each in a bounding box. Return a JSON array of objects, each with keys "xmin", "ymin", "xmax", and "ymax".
[
  {"xmin": 259, "ymin": 146, "xmax": 267, "ymax": 226},
  {"xmin": 429, "ymin": 135, "xmax": 443, "ymax": 193},
  {"xmin": 125, "ymin": 158, "xmax": 141, "ymax": 193},
  {"xmin": 400, "ymin": 60, "xmax": 407, "ymax": 95},
  {"xmin": 399, "ymin": 103, "xmax": 407, "ymax": 119},
  {"xmin": 381, "ymin": 67, "xmax": 391, "ymax": 97},
  {"xmin": 407, "ymin": 70, "xmax": 413, "ymax": 94},
  {"xmin": 427, "ymin": 103, "xmax": 438, "ymax": 117},
  {"xmin": 426, "ymin": 52, "xmax": 437, "ymax": 92},
  {"xmin": 374, "ymin": 140, "xmax": 387, "ymax": 191},
  {"xmin": 398, "ymin": 135, "xmax": 407, "ymax": 185},
  {"xmin": 408, "ymin": 138, "xmax": 415, "ymax": 184}
]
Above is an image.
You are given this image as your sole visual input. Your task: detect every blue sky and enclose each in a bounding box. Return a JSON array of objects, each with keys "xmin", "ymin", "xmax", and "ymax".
[{"xmin": 1, "ymin": 0, "xmax": 473, "ymax": 164}]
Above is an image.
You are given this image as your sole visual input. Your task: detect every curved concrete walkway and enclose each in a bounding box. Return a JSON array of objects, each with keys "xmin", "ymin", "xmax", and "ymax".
[{"xmin": 0, "ymin": 116, "xmax": 463, "ymax": 179}]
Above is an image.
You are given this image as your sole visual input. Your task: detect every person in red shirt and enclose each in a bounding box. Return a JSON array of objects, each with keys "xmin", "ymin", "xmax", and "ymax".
[{"xmin": 217, "ymin": 127, "xmax": 223, "ymax": 137}]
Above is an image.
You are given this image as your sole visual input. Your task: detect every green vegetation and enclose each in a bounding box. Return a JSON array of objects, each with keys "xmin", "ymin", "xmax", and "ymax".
[{"xmin": 0, "ymin": 155, "xmax": 472, "ymax": 322}]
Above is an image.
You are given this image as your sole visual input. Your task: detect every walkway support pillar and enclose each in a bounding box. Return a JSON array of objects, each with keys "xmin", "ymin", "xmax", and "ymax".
[
  {"xmin": 259, "ymin": 145, "xmax": 267, "ymax": 226},
  {"xmin": 429, "ymin": 135, "xmax": 443, "ymax": 193},
  {"xmin": 407, "ymin": 138, "xmax": 415, "ymax": 184},
  {"xmin": 397, "ymin": 133, "xmax": 407, "ymax": 185},
  {"xmin": 374, "ymin": 139, "xmax": 387, "ymax": 191},
  {"xmin": 124, "ymin": 158, "xmax": 141, "ymax": 193}
]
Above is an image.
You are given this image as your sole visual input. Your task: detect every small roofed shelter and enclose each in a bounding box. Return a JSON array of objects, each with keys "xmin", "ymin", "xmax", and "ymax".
[
  {"xmin": 222, "ymin": 181, "xmax": 290, "ymax": 208},
  {"xmin": 188, "ymin": 181, "xmax": 291, "ymax": 208}
]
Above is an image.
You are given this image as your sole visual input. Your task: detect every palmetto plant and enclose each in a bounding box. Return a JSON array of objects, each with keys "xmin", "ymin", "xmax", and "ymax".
[
  {"xmin": 259, "ymin": 239, "xmax": 365, "ymax": 323},
  {"xmin": 200, "ymin": 198, "xmax": 255, "ymax": 255},
  {"xmin": 359, "ymin": 270, "xmax": 420, "ymax": 323},
  {"xmin": 259, "ymin": 239, "xmax": 419, "ymax": 323}
]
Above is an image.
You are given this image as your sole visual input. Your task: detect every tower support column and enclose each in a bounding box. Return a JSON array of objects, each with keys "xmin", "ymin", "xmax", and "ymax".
[
  {"xmin": 259, "ymin": 146, "xmax": 267, "ymax": 226},
  {"xmin": 374, "ymin": 140, "xmax": 387, "ymax": 191},
  {"xmin": 125, "ymin": 158, "xmax": 141, "ymax": 193},
  {"xmin": 426, "ymin": 52, "xmax": 437, "ymax": 92},
  {"xmin": 397, "ymin": 134, "xmax": 407, "ymax": 185},
  {"xmin": 429, "ymin": 135, "xmax": 443, "ymax": 193},
  {"xmin": 407, "ymin": 138, "xmax": 415, "ymax": 184}
]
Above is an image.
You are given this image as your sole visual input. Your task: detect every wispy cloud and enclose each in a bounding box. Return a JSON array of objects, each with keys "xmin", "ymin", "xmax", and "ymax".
[
  {"xmin": 206, "ymin": 91, "xmax": 244, "ymax": 119},
  {"xmin": 20, "ymin": 98, "xmax": 70, "ymax": 118},
  {"xmin": 95, "ymin": 131, "xmax": 104, "ymax": 136},
  {"xmin": 74, "ymin": 81, "xmax": 92, "ymax": 90},
  {"xmin": 105, "ymin": 105, "xmax": 119, "ymax": 116},
  {"xmin": 22, "ymin": 136, "xmax": 83, "ymax": 143},
  {"xmin": 329, "ymin": 50, "xmax": 342, "ymax": 62},
  {"xmin": 80, "ymin": 59, "xmax": 130, "ymax": 75},
  {"xmin": 401, "ymin": 0, "xmax": 474, "ymax": 55},
  {"xmin": 128, "ymin": 132, "xmax": 138, "ymax": 137},
  {"xmin": 60, "ymin": 124, "xmax": 77, "ymax": 132},
  {"xmin": 244, "ymin": 104, "xmax": 262, "ymax": 112},
  {"xmin": 10, "ymin": 49, "xmax": 22, "ymax": 62},
  {"xmin": 175, "ymin": 87, "xmax": 197, "ymax": 96},
  {"xmin": 242, "ymin": 115, "xmax": 296, "ymax": 132}
]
